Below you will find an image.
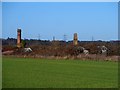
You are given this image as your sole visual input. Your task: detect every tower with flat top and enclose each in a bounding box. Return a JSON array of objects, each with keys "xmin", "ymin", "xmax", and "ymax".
[
  {"xmin": 17, "ymin": 28, "xmax": 22, "ymax": 48},
  {"xmin": 73, "ymin": 33, "xmax": 78, "ymax": 45}
]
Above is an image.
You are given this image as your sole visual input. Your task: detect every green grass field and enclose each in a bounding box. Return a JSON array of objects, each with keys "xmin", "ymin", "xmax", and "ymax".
[{"xmin": 2, "ymin": 57, "xmax": 118, "ymax": 88}]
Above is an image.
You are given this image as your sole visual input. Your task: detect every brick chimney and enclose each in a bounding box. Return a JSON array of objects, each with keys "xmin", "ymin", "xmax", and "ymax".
[
  {"xmin": 73, "ymin": 33, "xmax": 78, "ymax": 45},
  {"xmin": 17, "ymin": 28, "xmax": 22, "ymax": 48}
]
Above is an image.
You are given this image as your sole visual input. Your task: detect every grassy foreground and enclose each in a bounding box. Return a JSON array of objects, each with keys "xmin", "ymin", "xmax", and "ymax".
[{"xmin": 2, "ymin": 57, "xmax": 118, "ymax": 88}]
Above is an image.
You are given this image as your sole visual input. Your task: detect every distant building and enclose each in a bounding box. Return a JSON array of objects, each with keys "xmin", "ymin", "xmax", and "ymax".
[
  {"xmin": 73, "ymin": 33, "xmax": 78, "ymax": 45},
  {"xmin": 17, "ymin": 28, "xmax": 22, "ymax": 48}
]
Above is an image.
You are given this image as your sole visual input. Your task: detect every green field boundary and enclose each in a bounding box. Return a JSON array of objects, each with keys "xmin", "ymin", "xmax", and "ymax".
[
  {"xmin": 1, "ymin": 88, "xmax": 119, "ymax": 90},
  {"xmin": 0, "ymin": 55, "xmax": 2, "ymax": 90}
]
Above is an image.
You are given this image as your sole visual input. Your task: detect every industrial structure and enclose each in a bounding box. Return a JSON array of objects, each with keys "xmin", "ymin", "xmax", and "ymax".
[
  {"xmin": 17, "ymin": 28, "xmax": 22, "ymax": 48},
  {"xmin": 73, "ymin": 33, "xmax": 78, "ymax": 45}
]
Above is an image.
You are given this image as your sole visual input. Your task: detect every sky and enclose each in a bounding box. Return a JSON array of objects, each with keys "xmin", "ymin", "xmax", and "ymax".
[
  {"xmin": 2, "ymin": 2, "xmax": 118, "ymax": 41},
  {"xmin": 1, "ymin": 0, "xmax": 119, "ymax": 2}
]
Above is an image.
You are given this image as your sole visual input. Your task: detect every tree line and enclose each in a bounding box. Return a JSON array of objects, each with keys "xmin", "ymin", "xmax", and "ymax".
[{"xmin": 2, "ymin": 38, "xmax": 120, "ymax": 56}]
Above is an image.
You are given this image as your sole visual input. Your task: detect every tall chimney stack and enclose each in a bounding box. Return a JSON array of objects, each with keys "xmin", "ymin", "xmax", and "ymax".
[
  {"xmin": 73, "ymin": 33, "xmax": 78, "ymax": 45},
  {"xmin": 17, "ymin": 28, "xmax": 22, "ymax": 48}
]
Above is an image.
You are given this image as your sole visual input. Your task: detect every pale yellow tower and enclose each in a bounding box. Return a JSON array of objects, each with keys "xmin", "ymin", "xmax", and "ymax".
[{"xmin": 73, "ymin": 33, "xmax": 78, "ymax": 45}]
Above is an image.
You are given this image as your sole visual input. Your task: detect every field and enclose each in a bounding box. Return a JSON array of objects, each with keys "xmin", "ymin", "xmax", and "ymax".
[{"xmin": 2, "ymin": 57, "xmax": 118, "ymax": 88}]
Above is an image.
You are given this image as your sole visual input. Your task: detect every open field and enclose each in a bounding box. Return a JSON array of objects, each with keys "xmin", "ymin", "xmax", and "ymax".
[{"xmin": 2, "ymin": 57, "xmax": 118, "ymax": 88}]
